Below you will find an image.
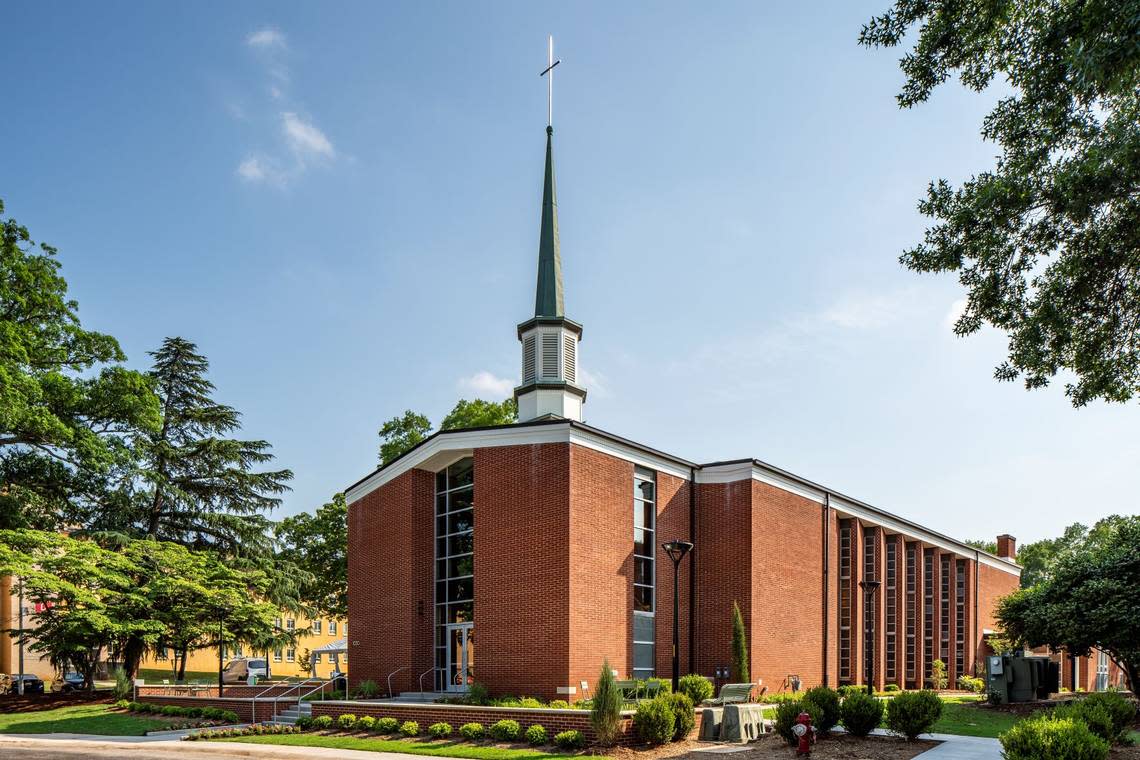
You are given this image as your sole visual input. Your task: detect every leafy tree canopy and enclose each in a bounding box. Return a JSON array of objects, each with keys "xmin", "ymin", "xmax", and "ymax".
[
  {"xmin": 0, "ymin": 530, "xmax": 294, "ymax": 684},
  {"xmin": 966, "ymin": 539, "xmax": 998, "ymax": 554},
  {"xmin": 861, "ymin": 0, "xmax": 1140, "ymax": 406},
  {"xmin": 275, "ymin": 493, "xmax": 347, "ymax": 620},
  {"xmin": 1015, "ymin": 516, "xmax": 1129, "ymax": 588},
  {"xmin": 0, "ymin": 199, "xmax": 158, "ymax": 529},
  {"xmin": 997, "ymin": 515, "xmax": 1140, "ymax": 691},
  {"xmin": 378, "ymin": 397, "xmax": 517, "ymax": 464}
]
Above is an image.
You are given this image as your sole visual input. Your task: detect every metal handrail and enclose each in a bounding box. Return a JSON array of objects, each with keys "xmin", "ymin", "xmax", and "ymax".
[
  {"xmin": 249, "ymin": 677, "xmax": 325, "ymax": 724},
  {"xmin": 417, "ymin": 667, "xmax": 436, "ymax": 695},
  {"xmin": 387, "ymin": 666, "xmax": 409, "ymax": 698}
]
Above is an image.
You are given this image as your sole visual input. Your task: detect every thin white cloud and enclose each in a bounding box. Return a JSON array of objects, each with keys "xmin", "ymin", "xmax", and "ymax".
[
  {"xmin": 237, "ymin": 156, "xmax": 268, "ymax": 182},
  {"xmin": 247, "ymin": 28, "xmax": 286, "ymax": 49},
  {"xmin": 282, "ymin": 112, "xmax": 335, "ymax": 160},
  {"xmin": 819, "ymin": 292, "xmax": 910, "ymax": 330},
  {"xmin": 459, "ymin": 371, "xmax": 516, "ymax": 399}
]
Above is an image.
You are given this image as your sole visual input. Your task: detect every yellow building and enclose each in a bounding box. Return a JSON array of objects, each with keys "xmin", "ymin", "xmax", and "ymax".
[
  {"xmin": 138, "ymin": 613, "xmax": 348, "ymax": 680},
  {"xmin": 0, "ymin": 575, "xmax": 55, "ymax": 680}
]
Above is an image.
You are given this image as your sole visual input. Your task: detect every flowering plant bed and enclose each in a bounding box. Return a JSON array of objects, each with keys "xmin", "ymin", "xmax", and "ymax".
[{"xmin": 115, "ymin": 699, "xmax": 239, "ymax": 729}]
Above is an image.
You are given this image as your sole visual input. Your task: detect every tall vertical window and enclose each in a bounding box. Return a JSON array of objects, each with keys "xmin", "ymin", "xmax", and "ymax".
[
  {"xmin": 838, "ymin": 520, "xmax": 853, "ymax": 684},
  {"xmin": 923, "ymin": 548, "xmax": 934, "ymax": 684},
  {"xmin": 955, "ymin": 559, "xmax": 966, "ymax": 678},
  {"xmin": 885, "ymin": 538, "xmax": 897, "ymax": 684},
  {"xmin": 632, "ymin": 467, "xmax": 656, "ymax": 679},
  {"xmin": 905, "ymin": 542, "xmax": 918, "ymax": 687},
  {"xmin": 435, "ymin": 457, "xmax": 475, "ymax": 691},
  {"xmin": 863, "ymin": 529, "xmax": 878, "ymax": 685},
  {"xmin": 940, "ymin": 555, "xmax": 951, "ymax": 664}
]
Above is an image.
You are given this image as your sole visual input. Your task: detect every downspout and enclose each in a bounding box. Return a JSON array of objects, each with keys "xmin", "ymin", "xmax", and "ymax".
[
  {"xmin": 974, "ymin": 550, "xmax": 980, "ymax": 670},
  {"xmin": 822, "ymin": 493, "xmax": 831, "ymax": 686},
  {"xmin": 689, "ymin": 466, "xmax": 698, "ymax": 675}
]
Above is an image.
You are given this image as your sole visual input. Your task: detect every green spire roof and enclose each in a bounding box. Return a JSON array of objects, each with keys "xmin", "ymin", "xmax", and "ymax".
[{"xmin": 534, "ymin": 125, "xmax": 564, "ymax": 318}]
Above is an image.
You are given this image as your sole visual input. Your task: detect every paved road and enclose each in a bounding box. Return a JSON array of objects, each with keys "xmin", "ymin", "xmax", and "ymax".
[{"xmin": 0, "ymin": 736, "xmax": 440, "ymax": 760}]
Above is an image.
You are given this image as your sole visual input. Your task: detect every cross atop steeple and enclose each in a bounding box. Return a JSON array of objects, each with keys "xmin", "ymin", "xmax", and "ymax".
[{"xmin": 539, "ymin": 35, "xmax": 560, "ymax": 128}]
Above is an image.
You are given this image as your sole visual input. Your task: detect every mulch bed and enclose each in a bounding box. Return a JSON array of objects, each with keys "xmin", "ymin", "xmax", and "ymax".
[
  {"xmin": 610, "ymin": 734, "xmax": 936, "ymax": 760},
  {"xmin": 0, "ymin": 690, "xmax": 113, "ymax": 714}
]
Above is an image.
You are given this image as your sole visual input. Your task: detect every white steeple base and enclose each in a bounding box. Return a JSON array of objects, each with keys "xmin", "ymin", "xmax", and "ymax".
[{"xmin": 517, "ymin": 386, "xmax": 583, "ymax": 422}]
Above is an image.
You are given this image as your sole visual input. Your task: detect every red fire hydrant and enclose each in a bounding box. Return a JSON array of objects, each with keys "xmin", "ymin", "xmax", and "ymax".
[{"xmin": 791, "ymin": 710, "xmax": 814, "ymax": 756}]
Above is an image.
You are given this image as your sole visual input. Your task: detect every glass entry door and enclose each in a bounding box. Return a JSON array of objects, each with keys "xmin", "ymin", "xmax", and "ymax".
[{"xmin": 445, "ymin": 623, "xmax": 474, "ymax": 692}]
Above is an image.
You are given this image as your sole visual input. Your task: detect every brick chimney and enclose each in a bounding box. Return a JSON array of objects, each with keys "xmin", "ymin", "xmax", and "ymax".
[{"xmin": 997, "ymin": 534, "xmax": 1017, "ymax": 560}]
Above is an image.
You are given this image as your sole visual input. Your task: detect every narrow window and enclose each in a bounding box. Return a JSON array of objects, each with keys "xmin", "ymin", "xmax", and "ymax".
[
  {"xmin": 955, "ymin": 559, "xmax": 966, "ymax": 678},
  {"xmin": 286, "ymin": 649, "xmax": 296, "ymax": 663},
  {"xmin": 863, "ymin": 528, "xmax": 877, "ymax": 685},
  {"xmin": 434, "ymin": 457, "xmax": 475, "ymax": 691},
  {"xmin": 905, "ymin": 542, "xmax": 918, "ymax": 687},
  {"xmin": 329, "ymin": 620, "xmax": 337, "ymax": 636},
  {"xmin": 838, "ymin": 520, "xmax": 852, "ymax": 684},
  {"xmin": 940, "ymin": 555, "xmax": 951, "ymax": 664},
  {"xmin": 312, "ymin": 620, "xmax": 322, "ymax": 635},
  {"xmin": 632, "ymin": 467, "xmax": 656, "ymax": 679},
  {"xmin": 923, "ymin": 548, "xmax": 934, "ymax": 683},
  {"xmin": 885, "ymin": 538, "xmax": 897, "ymax": 684}
]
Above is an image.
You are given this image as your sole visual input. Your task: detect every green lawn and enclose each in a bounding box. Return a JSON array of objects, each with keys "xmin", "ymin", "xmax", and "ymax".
[
  {"xmin": 930, "ymin": 700, "xmax": 1022, "ymax": 738},
  {"xmin": 215, "ymin": 735, "xmax": 575, "ymax": 760},
  {"xmin": 0, "ymin": 704, "xmax": 175, "ymax": 736}
]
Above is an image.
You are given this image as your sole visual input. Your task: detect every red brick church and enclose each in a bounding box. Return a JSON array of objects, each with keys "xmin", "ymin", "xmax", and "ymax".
[{"xmin": 345, "ymin": 121, "xmax": 1021, "ymax": 700}]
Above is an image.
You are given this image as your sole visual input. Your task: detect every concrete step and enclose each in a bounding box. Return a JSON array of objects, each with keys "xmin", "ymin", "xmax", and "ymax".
[{"xmin": 392, "ymin": 691, "xmax": 445, "ymax": 703}]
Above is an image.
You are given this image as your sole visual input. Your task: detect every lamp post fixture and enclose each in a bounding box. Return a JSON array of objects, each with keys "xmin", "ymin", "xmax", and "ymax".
[
  {"xmin": 662, "ymin": 540, "xmax": 694, "ymax": 693},
  {"xmin": 859, "ymin": 579, "xmax": 881, "ymax": 695}
]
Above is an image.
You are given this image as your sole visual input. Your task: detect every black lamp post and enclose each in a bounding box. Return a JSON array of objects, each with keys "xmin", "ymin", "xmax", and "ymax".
[
  {"xmin": 662, "ymin": 540, "xmax": 694, "ymax": 693},
  {"xmin": 859, "ymin": 579, "xmax": 881, "ymax": 695}
]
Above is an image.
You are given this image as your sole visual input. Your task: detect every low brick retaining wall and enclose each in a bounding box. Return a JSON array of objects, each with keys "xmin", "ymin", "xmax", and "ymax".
[
  {"xmin": 137, "ymin": 684, "xmax": 303, "ymax": 699},
  {"xmin": 137, "ymin": 695, "xmax": 298, "ymax": 723},
  {"xmin": 310, "ymin": 701, "xmax": 702, "ymax": 746}
]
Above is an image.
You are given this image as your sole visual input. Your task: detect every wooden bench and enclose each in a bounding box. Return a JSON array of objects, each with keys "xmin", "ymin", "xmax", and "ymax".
[{"xmin": 702, "ymin": 682, "xmax": 754, "ymax": 705}]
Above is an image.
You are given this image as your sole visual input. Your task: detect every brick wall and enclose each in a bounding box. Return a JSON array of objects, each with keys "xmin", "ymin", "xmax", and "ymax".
[
  {"xmin": 567, "ymin": 445, "xmax": 635, "ymax": 691},
  {"xmin": 348, "ymin": 467, "xmax": 434, "ymax": 695},
  {"xmin": 476, "ymin": 443, "xmax": 571, "ymax": 698}
]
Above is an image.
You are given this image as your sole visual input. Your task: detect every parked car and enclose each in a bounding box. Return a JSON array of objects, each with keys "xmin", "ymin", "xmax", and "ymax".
[
  {"xmin": 5, "ymin": 674, "xmax": 45, "ymax": 695},
  {"xmin": 54, "ymin": 672, "xmax": 86, "ymax": 692},
  {"xmin": 221, "ymin": 657, "xmax": 268, "ymax": 684}
]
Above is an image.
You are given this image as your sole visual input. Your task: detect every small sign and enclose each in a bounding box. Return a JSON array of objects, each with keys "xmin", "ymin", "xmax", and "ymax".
[{"xmin": 134, "ymin": 679, "xmax": 144, "ymax": 686}]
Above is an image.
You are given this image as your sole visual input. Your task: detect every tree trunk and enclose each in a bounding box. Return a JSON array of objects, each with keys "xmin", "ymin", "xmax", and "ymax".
[
  {"xmin": 122, "ymin": 637, "xmax": 146, "ymax": 680},
  {"xmin": 177, "ymin": 649, "xmax": 187, "ymax": 681}
]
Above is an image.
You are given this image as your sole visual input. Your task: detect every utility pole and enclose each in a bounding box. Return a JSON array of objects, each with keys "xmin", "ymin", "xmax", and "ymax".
[{"xmin": 16, "ymin": 582, "xmax": 25, "ymax": 696}]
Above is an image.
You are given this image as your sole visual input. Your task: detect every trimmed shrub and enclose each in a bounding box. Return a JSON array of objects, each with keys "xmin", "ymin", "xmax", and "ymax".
[
  {"xmin": 666, "ymin": 692, "xmax": 696, "ymax": 741},
  {"xmin": 113, "ymin": 699, "xmax": 130, "ymax": 709},
  {"xmin": 678, "ymin": 674, "xmax": 715, "ymax": 705},
  {"xmin": 525, "ymin": 724, "xmax": 548, "ymax": 745},
  {"xmin": 400, "ymin": 720, "xmax": 419, "ymax": 737},
  {"xmin": 313, "ymin": 715, "xmax": 334, "ymax": 730},
  {"xmin": 803, "ymin": 686, "xmax": 841, "ymax": 733},
  {"xmin": 731, "ymin": 601, "xmax": 749, "ymax": 683},
  {"xmin": 337, "ymin": 714, "xmax": 358, "ymax": 730},
  {"xmin": 295, "ymin": 716, "xmax": 314, "ymax": 730},
  {"xmin": 884, "ymin": 683, "xmax": 901, "ymax": 693},
  {"xmin": 886, "ymin": 690, "xmax": 942, "ymax": 740},
  {"xmin": 377, "ymin": 717, "xmax": 400, "ymax": 733},
  {"xmin": 633, "ymin": 697, "xmax": 676, "ymax": 745},
  {"xmin": 220, "ymin": 710, "xmax": 238, "ymax": 724},
  {"xmin": 775, "ymin": 700, "xmax": 822, "ymax": 746},
  {"xmin": 549, "ymin": 699, "xmax": 571, "ymax": 710},
  {"xmin": 428, "ymin": 722, "xmax": 453, "ymax": 739},
  {"xmin": 837, "ymin": 685, "xmax": 865, "ymax": 698},
  {"xmin": 459, "ymin": 722, "xmax": 485, "ymax": 741},
  {"xmin": 1001, "ymin": 715, "xmax": 1109, "ymax": 760},
  {"xmin": 957, "ymin": 675, "xmax": 985, "ymax": 693},
  {"xmin": 1082, "ymin": 691, "xmax": 1137, "ymax": 742},
  {"xmin": 554, "ymin": 729, "xmax": 585, "ymax": 750},
  {"xmin": 840, "ymin": 692, "xmax": 884, "ymax": 737},
  {"xmin": 643, "ymin": 677, "xmax": 672, "ymax": 695},
  {"xmin": 357, "ymin": 716, "xmax": 376, "ymax": 731},
  {"xmin": 518, "ymin": 697, "xmax": 543, "ymax": 708},
  {"xmin": 490, "ymin": 719, "xmax": 521, "ymax": 741},
  {"xmin": 591, "ymin": 659, "xmax": 623, "ymax": 745}
]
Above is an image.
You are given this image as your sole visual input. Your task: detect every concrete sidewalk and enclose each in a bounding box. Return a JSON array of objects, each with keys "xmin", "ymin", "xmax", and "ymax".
[{"xmin": 914, "ymin": 733, "xmax": 1002, "ymax": 759}]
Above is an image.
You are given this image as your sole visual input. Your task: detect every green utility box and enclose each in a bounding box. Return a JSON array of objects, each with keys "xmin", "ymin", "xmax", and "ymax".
[{"xmin": 986, "ymin": 651, "xmax": 1060, "ymax": 704}]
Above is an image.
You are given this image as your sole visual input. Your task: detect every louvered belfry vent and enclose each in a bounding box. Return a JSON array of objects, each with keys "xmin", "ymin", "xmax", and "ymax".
[
  {"xmin": 563, "ymin": 333, "xmax": 576, "ymax": 383},
  {"xmin": 523, "ymin": 335, "xmax": 536, "ymax": 383},
  {"xmin": 541, "ymin": 333, "xmax": 559, "ymax": 378}
]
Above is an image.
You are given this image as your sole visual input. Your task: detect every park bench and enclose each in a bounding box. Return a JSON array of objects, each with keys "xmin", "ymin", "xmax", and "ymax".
[{"xmin": 702, "ymin": 682, "xmax": 754, "ymax": 706}]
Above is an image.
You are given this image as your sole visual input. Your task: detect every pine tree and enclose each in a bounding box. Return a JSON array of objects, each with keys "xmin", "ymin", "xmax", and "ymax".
[
  {"xmin": 731, "ymin": 601, "xmax": 750, "ymax": 683},
  {"xmin": 123, "ymin": 337, "xmax": 293, "ymax": 553},
  {"xmin": 591, "ymin": 658, "xmax": 623, "ymax": 745}
]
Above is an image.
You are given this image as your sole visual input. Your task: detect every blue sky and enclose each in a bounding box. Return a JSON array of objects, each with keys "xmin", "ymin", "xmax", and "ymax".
[{"xmin": 4, "ymin": 1, "xmax": 1136, "ymax": 544}]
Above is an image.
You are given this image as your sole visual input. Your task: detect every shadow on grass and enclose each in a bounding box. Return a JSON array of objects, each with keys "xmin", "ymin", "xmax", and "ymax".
[{"xmin": 0, "ymin": 705, "xmax": 169, "ymax": 736}]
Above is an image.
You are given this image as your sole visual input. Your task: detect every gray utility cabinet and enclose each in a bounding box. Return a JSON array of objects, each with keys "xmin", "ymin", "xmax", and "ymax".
[{"xmin": 987, "ymin": 651, "xmax": 1060, "ymax": 703}]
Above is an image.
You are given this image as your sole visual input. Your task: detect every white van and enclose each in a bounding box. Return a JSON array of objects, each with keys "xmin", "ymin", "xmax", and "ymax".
[{"xmin": 221, "ymin": 657, "xmax": 268, "ymax": 684}]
